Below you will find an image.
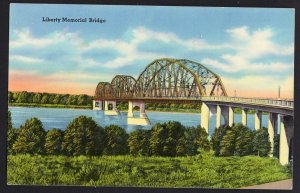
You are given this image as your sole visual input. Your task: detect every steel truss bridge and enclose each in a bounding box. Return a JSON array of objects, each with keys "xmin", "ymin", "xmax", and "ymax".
[{"xmin": 93, "ymin": 58, "xmax": 294, "ymax": 165}]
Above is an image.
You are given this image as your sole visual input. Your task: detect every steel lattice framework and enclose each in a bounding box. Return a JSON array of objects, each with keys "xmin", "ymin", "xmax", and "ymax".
[
  {"xmin": 95, "ymin": 82, "xmax": 114, "ymax": 99},
  {"xmin": 111, "ymin": 75, "xmax": 137, "ymax": 98},
  {"xmin": 94, "ymin": 58, "xmax": 227, "ymax": 99},
  {"xmin": 134, "ymin": 58, "xmax": 227, "ymax": 97}
]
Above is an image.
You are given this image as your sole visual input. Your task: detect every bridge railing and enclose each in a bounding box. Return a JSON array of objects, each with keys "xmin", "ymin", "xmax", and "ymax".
[
  {"xmin": 201, "ymin": 96, "xmax": 294, "ymax": 108},
  {"xmin": 98, "ymin": 96, "xmax": 294, "ymax": 108}
]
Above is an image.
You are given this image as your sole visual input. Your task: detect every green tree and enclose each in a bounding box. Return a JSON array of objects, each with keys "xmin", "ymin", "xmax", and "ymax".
[
  {"xmin": 53, "ymin": 94, "xmax": 61, "ymax": 104},
  {"xmin": 219, "ymin": 124, "xmax": 254, "ymax": 156},
  {"xmin": 12, "ymin": 118, "xmax": 46, "ymax": 154},
  {"xmin": 77, "ymin": 94, "xmax": 87, "ymax": 105},
  {"xmin": 33, "ymin": 93, "xmax": 42, "ymax": 104},
  {"xmin": 163, "ymin": 121, "xmax": 185, "ymax": 156},
  {"xmin": 26, "ymin": 92, "xmax": 34, "ymax": 103},
  {"xmin": 60, "ymin": 94, "xmax": 69, "ymax": 105},
  {"xmin": 104, "ymin": 125, "xmax": 129, "ymax": 155},
  {"xmin": 8, "ymin": 110, "xmax": 13, "ymax": 131},
  {"xmin": 211, "ymin": 126, "xmax": 230, "ymax": 156},
  {"xmin": 195, "ymin": 126, "xmax": 211, "ymax": 152},
  {"xmin": 62, "ymin": 116, "xmax": 106, "ymax": 156},
  {"xmin": 149, "ymin": 121, "xmax": 186, "ymax": 157},
  {"xmin": 176, "ymin": 135, "xmax": 188, "ymax": 156},
  {"xmin": 12, "ymin": 92, "xmax": 19, "ymax": 102},
  {"xmin": 253, "ymin": 127, "xmax": 271, "ymax": 157},
  {"xmin": 66, "ymin": 95, "xmax": 77, "ymax": 105},
  {"xmin": 128, "ymin": 129, "xmax": 151, "ymax": 156},
  {"xmin": 7, "ymin": 110, "xmax": 18, "ymax": 154},
  {"xmin": 48, "ymin": 94, "xmax": 55, "ymax": 104},
  {"xmin": 41, "ymin": 94, "xmax": 49, "ymax": 104},
  {"xmin": 16, "ymin": 91, "xmax": 29, "ymax": 103},
  {"xmin": 45, "ymin": 128, "xmax": 64, "ymax": 155},
  {"xmin": 235, "ymin": 127, "xmax": 254, "ymax": 156},
  {"xmin": 8, "ymin": 128, "xmax": 18, "ymax": 154},
  {"xmin": 8, "ymin": 92, "xmax": 14, "ymax": 103},
  {"xmin": 220, "ymin": 127, "xmax": 236, "ymax": 156}
]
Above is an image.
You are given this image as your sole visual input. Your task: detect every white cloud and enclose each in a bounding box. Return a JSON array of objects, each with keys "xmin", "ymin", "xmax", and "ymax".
[
  {"xmin": 9, "ymin": 26, "xmax": 294, "ymax": 85},
  {"xmin": 201, "ymin": 26, "xmax": 293, "ymax": 75},
  {"xmin": 10, "ymin": 55, "xmax": 44, "ymax": 64}
]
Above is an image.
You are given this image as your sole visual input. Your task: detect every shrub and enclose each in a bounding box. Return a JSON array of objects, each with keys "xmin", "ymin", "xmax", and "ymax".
[
  {"xmin": 45, "ymin": 128, "xmax": 64, "ymax": 155},
  {"xmin": 128, "ymin": 129, "xmax": 151, "ymax": 156},
  {"xmin": 62, "ymin": 116, "xmax": 106, "ymax": 156},
  {"xmin": 220, "ymin": 124, "xmax": 253, "ymax": 156},
  {"xmin": 252, "ymin": 127, "xmax": 271, "ymax": 157},
  {"xmin": 104, "ymin": 125, "xmax": 129, "ymax": 155},
  {"xmin": 211, "ymin": 125, "xmax": 230, "ymax": 156},
  {"xmin": 8, "ymin": 128, "xmax": 19, "ymax": 154},
  {"xmin": 12, "ymin": 117, "xmax": 46, "ymax": 154}
]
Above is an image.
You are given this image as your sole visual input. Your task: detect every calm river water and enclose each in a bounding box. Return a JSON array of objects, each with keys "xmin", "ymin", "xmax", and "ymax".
[{"xmin": 9, "ymin": 106, "xmax": 269, "ymax": 135}]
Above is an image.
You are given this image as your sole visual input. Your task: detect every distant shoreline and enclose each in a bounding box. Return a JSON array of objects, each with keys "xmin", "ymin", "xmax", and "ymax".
[{"xmin": 8, "ymin": 103, "xmax": 263, "ymax": 115}]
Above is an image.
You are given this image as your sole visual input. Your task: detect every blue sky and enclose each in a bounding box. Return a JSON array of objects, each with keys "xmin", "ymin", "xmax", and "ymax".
[{"xmin": 9, "ymin": 4, "xmax": 294, "ymax": 98}]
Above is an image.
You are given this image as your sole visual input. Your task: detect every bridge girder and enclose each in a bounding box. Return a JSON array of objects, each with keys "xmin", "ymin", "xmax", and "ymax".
[
  {"xmin": 134, "ymin": 58, "xmax": 227, "ymax": 98},
  {"xmin": 94, "ymin": 58, "xmax": 228, "ymax": 99},
  {"xmin": 94, "ymin": 82, "xmax": 114, "ymax": 99},
  {"xmin": 111, "ymin": 75, "xmax": 137, "ymax": 98}
]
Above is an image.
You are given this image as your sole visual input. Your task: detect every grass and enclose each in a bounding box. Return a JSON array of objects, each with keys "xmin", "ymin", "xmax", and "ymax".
[{"xmin": 7, "ymin": 154, "xmax": 291, "ymax": 188}]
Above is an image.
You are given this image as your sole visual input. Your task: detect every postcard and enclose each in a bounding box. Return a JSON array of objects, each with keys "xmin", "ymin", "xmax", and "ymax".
[{"xmin": 7, "ymin": 2, "xmax": 294, "ymax": 190}]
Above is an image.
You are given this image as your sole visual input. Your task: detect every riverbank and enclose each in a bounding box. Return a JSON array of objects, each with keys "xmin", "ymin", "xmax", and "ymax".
[
  {"xmin": 9, "ymin": 103, "xmax": 92, "ymax": 109},
  {"xmin": 7, "ymin": 154, "xmax": 291, "ymax": 188}
]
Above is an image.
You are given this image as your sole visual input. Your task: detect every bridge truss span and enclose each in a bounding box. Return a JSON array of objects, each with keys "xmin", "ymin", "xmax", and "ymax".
[
  {"xmin": 111, "ymin": 75, "xmax": 136, "ymax": 98},
  {"xmin": 134, "ymin": 58, "xmax": 227, "ymax": 98}
]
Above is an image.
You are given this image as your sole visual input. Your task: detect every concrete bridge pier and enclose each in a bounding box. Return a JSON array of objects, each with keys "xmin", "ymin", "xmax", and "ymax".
[
  {"xmin": 219, "ymin": 106, "xmax": 234, "ymax": 127},
  {"xmin": 127, "ymin": 101, "xmax": 150, "ymax": 125},
  {"xmin": 93, "ymin": 99, "xmax": 103, "ymax": 110},
  {"xmin": 104, "ymin": 100, "xmax": 119, "ymax": 115},
  {"xmin": 241, "ymin": 108, "xmax": 248, "ymax": 126},
  {"xmin": 254, "ymin": 110, "xmax": 262, "ymax": 130},
  {"xmin": 201, "ymin": 103, "xmax": 232, "ymax": 133},
  {"xmin": 279, "ymin": 115, "xmax": 293, "ymax": 165},
  {"xmin": 268, "ymin": 113, "xmax": 278, "ymax": 157},
  {"xmin": 201, "ymin": 102, "xmax": 210, "ymax": 133}
]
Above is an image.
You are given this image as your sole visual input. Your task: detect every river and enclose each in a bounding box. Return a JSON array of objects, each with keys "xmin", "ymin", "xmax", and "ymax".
[{"xmin": 9, "ymin": 106, "xmax": 270, "ymax": 135}]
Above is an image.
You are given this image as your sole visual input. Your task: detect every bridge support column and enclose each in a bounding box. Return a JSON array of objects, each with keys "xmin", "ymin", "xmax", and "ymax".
[
  {"xmin": 216, "ymin": 105, "xmax": 221, "ymax": 128},
  {"xmin": 128, "ymin": 101, "xmax": 134, "ymax": 117},
  {"xmin": 220, "ymin": 106, "xmax": 234, "ymax": 127},
  {"xmin": 254, "ymin": 110, "xmax": 262, "ymax": 130},
  {"xmin": 268, "ymin": 113, "xmax": 278, "ymax": 157},
  {"xmin": 229, "ymin": 106, "xmax": 234, "ymax": 127},
  {"xmin": 93, "ymin": 100, "xmax": 103, "ymax": 110},
  {"xmin": 104, "ymin": 101, "xmax": 108, "ymax": 111},
  {"xmin": 104, "ymin": 100, "xmax": 119, "ymax": 116},
  {"xmin": 241, "ymin": 108, "xmax": 248, "ymax": 126},
  {"xmin": 201, "ymin": 102, "xmax": 210, "ymax": 134},
  {"xmin": 279, "ymin": 115, "xmax": 293, "ymax": 165},
  {"xmin": 127, "ymin": 101, "xmax": 150, "ymax": 125}
]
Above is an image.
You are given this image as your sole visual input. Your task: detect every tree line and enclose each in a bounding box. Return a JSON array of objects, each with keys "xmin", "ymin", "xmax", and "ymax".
[
  {"xmin": 8, "ymin": 110, "xmax": 276, "ymax": 157},
  {"xmin": 9, "ymin": 91, "xmax": 201, "ymax": 112},
  {"xmin": 7, "ymin": 112, "xmax": 210, "ymax": 156},
  {"xmin": 8, "ymin": 91, "xmax": 93, "ymax": 106},
  {"xmin": 117, "ymin": 102, "xmax": 202, "ymax": 112}
]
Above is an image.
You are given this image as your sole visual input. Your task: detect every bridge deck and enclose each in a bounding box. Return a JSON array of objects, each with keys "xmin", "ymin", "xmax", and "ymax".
[{"xmin": 94, "ymin": 96, "xmax": 293, "ymax": 116}]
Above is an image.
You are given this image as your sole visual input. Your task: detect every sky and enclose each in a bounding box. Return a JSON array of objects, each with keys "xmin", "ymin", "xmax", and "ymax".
[{"xmin": 9, "ymin": 4, "xmax": 295, "ymax": 98}]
